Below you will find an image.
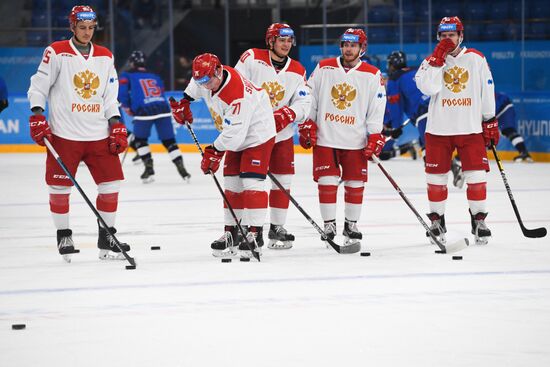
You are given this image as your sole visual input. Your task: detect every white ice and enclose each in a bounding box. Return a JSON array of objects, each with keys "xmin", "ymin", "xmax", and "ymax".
[{"xmin": 1, "ymin": 152, "xmax": 549, "ymax": 367}]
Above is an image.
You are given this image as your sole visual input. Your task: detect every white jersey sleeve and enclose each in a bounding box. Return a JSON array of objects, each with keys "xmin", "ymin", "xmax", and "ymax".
[
  {"xmin": 480, "ymin": 57, "xmax": 495, "ymax": 121},
  {"xmin": 103, "ymin": 61, "xmax": 120, "ymax": 119},
  {"xmin": 306, "ymin": 64, "xmax": 320, "ymax": 121},
  {"xmin": 287, "ymin": 69, "xmax": 311, "ymax": 124},
  {"xmin": 414, "ymin": 60, "xmax": 444, "ymax": 97},
  {"xmin": 28, "ymin": 46, "xmax": 61, "ymax": 110},
  {"xmin": 366, "ymin": 70, "xmax": 386, "ymax": 135}
]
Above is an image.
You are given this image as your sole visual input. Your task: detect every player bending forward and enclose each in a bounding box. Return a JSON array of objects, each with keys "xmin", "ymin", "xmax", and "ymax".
[
  {"xmin": 234, "ymin": 23, "xmax": 311, "ymax": 249},
  {"xmin": 27, "ymin": 5, "xmax": 130, "ymax": 262},
  {"xmin": 170, "ymin": 53, "xmax": 276, "ymax": 258},
  {"xmin": 415, "ymin": 16, "xmax": 499, "ymax": 246},
  {"xmin": 299, "ymin": 28, "xmax": 386, "ymax": 251}
]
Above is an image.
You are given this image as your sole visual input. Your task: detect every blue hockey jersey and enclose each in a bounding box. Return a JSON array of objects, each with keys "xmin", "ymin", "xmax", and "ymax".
[
  {"xmin": 118, "ymin": 68, "xmax": 170, "ymax": 118},
  {"xmin": 386, "ymin": 67, "xmax": 430, "ymax": 128}
]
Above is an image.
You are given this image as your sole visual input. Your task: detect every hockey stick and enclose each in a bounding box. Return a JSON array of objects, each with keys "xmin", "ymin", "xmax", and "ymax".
[
  {"xmin": 267, "ymin": 172, "xmax": 359, "ymax": 254},
  {"xmin": 490, "ymin": 142, "xmax": 547, "ymax": 238},
  {"xmin": 120, "ymin": 133, "xmax": 135, "ymax": 165},
  {"xmin": 181, "ymin": 120, "xmax": 260, "ymax": 261},
  {"xmin": 371, "ymin": 155, "xmax": 469, "ymax": 254},
  {"xmin": 44, "ymin": 138, "xmax": 136, "ymax": 267}
]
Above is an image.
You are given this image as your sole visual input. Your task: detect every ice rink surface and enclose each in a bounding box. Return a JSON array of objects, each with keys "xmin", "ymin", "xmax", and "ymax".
[{"xmin": 1, "ymin": 152, "xmax": 549, "ymax": 366}]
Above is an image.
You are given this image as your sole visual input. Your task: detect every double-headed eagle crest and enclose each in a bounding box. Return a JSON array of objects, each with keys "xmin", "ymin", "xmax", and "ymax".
[
  {"xmin": 261, "ymin": 81, "xmax": 285, "ymax": 108},
  {"xmin": 209, "ymin": 107, "xmax": 223, "ymax": 131},
  {"xmin": 331, "ymin": 82, "xmax": 356, "ymax": 110},
  {"xmin": 73, "ymin": 69, "xmax": 100, "ymax": 99},
  {"xmin": 443, "ymin": 66, "xmax": 469, "ymax": 93}
]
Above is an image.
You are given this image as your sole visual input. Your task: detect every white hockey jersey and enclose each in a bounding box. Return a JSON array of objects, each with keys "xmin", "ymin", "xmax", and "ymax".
[
  {"xmin": 185, "ymin": 66, "xmax": 276, "ymax": 152},
  {"xmin": 28, "ymin": 39, "xmax": 120, "ymax": 141},
  {"xmin": 307, "ymin": 57, "xmax": 386, "ymax": 150},
  {"xmin": 234, "ymin": 48, "xmax": 311, "ymax": 143},
  {"xmin": 415, "ymin": 47, "xmax": 495, "ymax": 136}
]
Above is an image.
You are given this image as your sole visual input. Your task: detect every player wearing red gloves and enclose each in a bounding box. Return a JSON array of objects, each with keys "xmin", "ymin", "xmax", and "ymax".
[
  {"xmin": 27, "ymin": 5, "xmax": 129, "ymax": 262},
  {"xmin": 415, "ymin": 16, "xmax": 498, "ymax": 246},
  {"xmin": 301, "ymin": 28, "xmax": 386, "ymax": 251}
]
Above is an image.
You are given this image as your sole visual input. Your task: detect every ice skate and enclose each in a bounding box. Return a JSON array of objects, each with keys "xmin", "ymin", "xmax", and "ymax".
[
  {"xmin": 426, "ymin": 212, "xmax": 447, "ymax": 245},
  {"xmin": 513, "ymin": 152, "xmax": 533, "ymax": 163},
  {"xmin": 211, "ymin": 226, "xmax": 239, "ymax": 257},
  {"xmin": 132, "ymin": 153, "xmax": 142, "ymax": 165},
  {"xmin": 451, "ymin": 157, "xmax": 465, "ymax": 189},
  {"xmin": 470, "ymin": 210, "xmax": 491, "ymax": 245},
  {"xmin": 321, "ymin": 220, "xmax": 337, "ymax": 248},
  {"xmin": 98, "ymin": 225, "xmax": 131, "ymax": 260},
  {"xmin": 238, "ymin": 226, "xmax": 263, "ymax": 259},
  {"xmin": 57, "ymin": 229, "xmax": 79, "ymax": 263},
  {"xmin": 141, "ymin": 158, "xmax": 155, "ymax": 184},
  {"xmin": 175, "ymin": 159, "xmax": 191, "ymax": 182},
  {"xmin": 267, "ymin": 224, "xmax": 294, "ymax": 250},
  {"xmin": 342, "ymin": 220, "xmax": 362, "ymax": 253}
]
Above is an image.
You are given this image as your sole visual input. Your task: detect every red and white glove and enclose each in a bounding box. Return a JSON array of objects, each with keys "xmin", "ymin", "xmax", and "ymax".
[
  {"xmin": 29, "ymin": 114, "xmax": 53, "ymax": 146},
  {"xmin": 169, "ymin": 97, "xmax": 193, "ymax": 125},
  {"xmin": 108, "ymin": 122, "xmax": 128, "ymax": 155},
  {"xmin": 364, "ymin": 133, "xmax": 386, "ymax": 160},
  {"xmin": 482, "ymin": 117, "xmax": 500, "ymax": 147},
  {"xmin": 298, "ymin": 119, "xmax": 317, "ymax": 149},
  {"xmin": 201, "ymin": 145, "xmax": 225, "ymax": 174},
  {"xmin": 427, "ymin": 38, "xmax": 456, "ymax": 67},
  {"xmin": 273, "ymin": 106, "xmax": 296, "ymax": 133}
]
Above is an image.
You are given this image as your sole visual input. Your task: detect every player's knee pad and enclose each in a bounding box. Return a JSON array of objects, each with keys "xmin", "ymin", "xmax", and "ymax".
[
  {"xmin": 98, "ymin": 180, "xmax": 121, "ymax": 194},
  {"xmin": 342, "ymin": 180, "xmax": 363, "ymax": 188},
  {"xmin": 242, "ymin": 177, "xmax": 265, "ymax": 192},
  {"xmin": 464, "ymin": 170, "xmax": 486, "ymax": 185},
  {"xmin": 426, "ymin": 173, "xmax": 448, "ymax": 186},
  {"xmin": 224, "ymin": 175, "xmax": 242, "ymax": 193},
  {"xmin": 318, "ymin": 176, "xmax": 340, "ymax": 186},
  {"xmin": 134, "ymin": 138, "xmax": 149, "ymax": 149},
  {"xmin": 48, "ymin": 185, "xmax": 72, "ymax": 194},
  {"xmin": 162, "ymin": 138, "xmax": 178, "ymax": 152},
  {"xmin": 270, "ymin": 173, "xmax": 292, "ymax": 190}
]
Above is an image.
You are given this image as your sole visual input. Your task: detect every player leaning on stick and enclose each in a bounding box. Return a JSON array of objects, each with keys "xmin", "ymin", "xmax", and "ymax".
[
  {"xmin": 170, "ymin": 53, "xmax": 276, "ymax": 258},
  {"xmin": 299, "ymin": 28, "xmax": 386, "ymax": 250},
  {"xmin": 415, "ymin": 16, "xmax": 499, "ymax": 246},
  {"xmin": 27, "ymin": 5, "xmax": 130, "ymax": 261},
  {"xmin": 234, "ymin": 23, "xmax": 311, "ymax": 250}
]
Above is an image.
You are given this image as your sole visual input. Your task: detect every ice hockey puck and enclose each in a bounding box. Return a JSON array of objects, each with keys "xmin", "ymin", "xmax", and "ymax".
[
  {"xmin": 12, "ymin": 324, "xmax": 26, "ymax": 330},
  {"xmin": 125, "ymin": 265, "xmax": 136, "ymax": 270},
  {"xmin": 221, "ymin": 258, "xmax": 232, "ymax": 263},
  {"xmin": 360, "ymin": 252, "xmax": 371, "ymax": 257},
  {"xmin": 435, "ymin": 250, "xmax": 446, "ymax": 254},
  {"xmin": 452, "ymin": 255, "xmax": 463, "ymax": 260},
  {"xmin": 150, "ymin": 246, "xmax": 161, "ymax": 250},
  {"xmin": 240, "ymin": 257, "xmax": 251, "ymax": 262}
]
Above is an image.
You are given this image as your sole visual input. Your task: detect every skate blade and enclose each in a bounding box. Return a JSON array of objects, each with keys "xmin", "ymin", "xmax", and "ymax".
[
  {"xmin": 340, "ymin": 239, "xmax": 361, "ymax": 254},
  {"xmin": 475, "ymin": 237, "xmax": 489, "ymax": 246},
  {"xmin": 267, "ymin": 239, "xmax": 293, "ymax": 250},
  {"xmin": 212, "ymin": 248, "xmax": 238, "ymax": 258},
  {"xmin": 60, "ymin": 248, "xmax": 79, "ymax": 263},
  {"xmin": 239, "ymin": 248, "xmax": 262, "ymax": 259},
  {"xmin": 142, "ymin": 176, "xmax": 155, "ymax": 184},
  {"xmin": 429, "ymin": 236, "xmax": 447, "ymax": 246},
  {"xmin": 444, "ymin": 238, "xmax": 470, "ymax": 253},
  {"xmin": 98, "ymin": 249, "xmax": 126, "ymax": 261}
]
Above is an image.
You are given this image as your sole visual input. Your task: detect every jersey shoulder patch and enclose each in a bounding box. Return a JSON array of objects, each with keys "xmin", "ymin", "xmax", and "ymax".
[
  {"xmin": 356, "ymin": 62, "xmax": 379, "ymax": 75},
  {"xmin": 50, "ymin": 40, "xmax": 76, "ymax": 55},
  {"xmin": 319, "ymin": 58, "xmax": 339, "ymax": 69},
  {"xmin": 251, "ymin": 48, "xmax": 270, "ymax": 64},
  {"xmin": 218, "ymin": 67, "xmax": 245, "ymax": 105},
  {"xmin": 286, "ymin": 59, "xmax": 306, "ymax": 76},
  {"xmin": 92, "ymin": 44, "xmax": 113, "ymax": 58},
  {"xmin": 465, "ymin": 48, "xmax": 485, "ymax": 59}
]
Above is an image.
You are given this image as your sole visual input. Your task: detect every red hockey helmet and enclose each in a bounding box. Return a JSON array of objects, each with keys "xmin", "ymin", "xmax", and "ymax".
[
  {"xmin": 265, "ymin": 23, "xmax": 296, "ymax": 47},
  {"xmin": 69, "ymin": 5, "xmax": 97, "ymax": 27},
  {"xmin": 340, "ymin": 28, "xmax": 367, "ymax": 55},
  {"xmin": 192, "ymin": 53, "xmax": 222, "ymax": 85},
  {"xmin": 437, "ymin": 16, "xmax": 464, "ymax": 37}
]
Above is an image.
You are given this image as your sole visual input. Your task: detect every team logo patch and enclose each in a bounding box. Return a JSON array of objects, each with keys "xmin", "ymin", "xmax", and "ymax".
[
  {"xmin": 208, "ymin": 108, "xmax": 223, "ymax": 131},
  {"xmin": 443, "ymin": 66, "xmax": 469, "ymax": 93},
  {"xmin": 482, "ymin": 157, "xmax": 488, "ymax": 164},
  {"xmin": 331, "ymin": 82, "xmax": 356, "ymax": 110},
  {"xmin": 261, "ymin": 81, "xmax": 285, "ymax": 108},
  {"xmin": 73, "ymin": 69, "xmax": 100, "ymax": 99},
  {"xmin": 251, "ymin": 159, "xmax": 261, "ymax": 166}
]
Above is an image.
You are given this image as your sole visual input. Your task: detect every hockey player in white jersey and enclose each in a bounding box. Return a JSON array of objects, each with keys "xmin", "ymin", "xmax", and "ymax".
[
  {"xmin": 234, "ymin": 23, "xmax": 311, "ymax": 250},
  {"xmin": 170, "ymin": 53, "xmax": 276, "ymax": 258},
  {"xmin": 27, "ymin": 5, "xmax": 130, "ymax": 262},
  {"xmin": 299, "ymin": 28, "xmax": 386, "ymax": 251},
  {"xmin": 415, "ymin": 16, "xmax": 499, "ymax": 246}
]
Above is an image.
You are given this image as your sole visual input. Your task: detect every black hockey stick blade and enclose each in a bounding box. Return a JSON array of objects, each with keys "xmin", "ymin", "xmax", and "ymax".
[{"xmin": 521, "ymin": 226, "xmax": 547, "ymax": 238}]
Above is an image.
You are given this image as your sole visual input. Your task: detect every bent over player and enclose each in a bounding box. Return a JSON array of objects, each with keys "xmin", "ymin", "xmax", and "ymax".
[
  {"xmin": 170, "ymin": 53, "xmax": 276, "ymax": 258},
  {"xmin": 27, "ymin": 5, "xmax": 130, "ymax": 261},
  {"xmin": 415, "ymin": 16, "xmax": 499, "ymax": 246},
  {"xmin": 234, "ymin": 23, "xmax": 311, "ymax": 250},
  {"xmin": 300, "ymin": 28, "xmax": 386, "ymax": 251}
]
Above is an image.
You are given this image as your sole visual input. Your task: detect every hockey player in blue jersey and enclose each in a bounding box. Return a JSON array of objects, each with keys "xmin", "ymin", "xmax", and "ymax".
[
  {"xmin": 495, "ymin": 92, "xmax": 533, "ymax": 162},
  {"xmin": 119, "ymin": 50, "xmax": 190, "ymax": 183}
]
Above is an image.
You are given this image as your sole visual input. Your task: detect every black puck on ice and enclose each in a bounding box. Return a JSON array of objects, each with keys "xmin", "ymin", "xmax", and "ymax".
[
  {"xmin": 125, "ymin": 265, "xmax": 136, "ymax": 270},
  {"xmin": 360, "ymin": 252, "xmax": 371, "ymax": 257},
  {"xmin": 452, "ymin": 255, "xmax": 463, "ymax": 260},
  {"xmin": 150, "ymin": 246, "xmax": 161, "ymax": 250},
  {"xmin": 12, "ymin": 324, "xmax": 26, "ymax": 330},
  {"xmin": 435, "ymin": 250, "xmax": 446, "ymax": 254},
  {"xmin": 240, "ymin": 257, "xmax": 251, "ymax": 262},
  {"xmin": 221, "ymin": 258, "xmax": 232, "ymax": 263}
]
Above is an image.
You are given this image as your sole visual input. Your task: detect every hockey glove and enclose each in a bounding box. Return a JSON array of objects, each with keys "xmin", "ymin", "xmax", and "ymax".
[
  {"xmin": 364, "ymin": 133, "xmax": 386, "ymax": 160},
  {"xmin": 427, "ymin": 38, "xmax": 456, "ymax": 67},
  {"xmin": 298, "ymin": 119, "xmax": 317, "ymax": 149},
  {"xmin": 273, "ymin": 106, "xmax": 296, "ymax": 133},
  {"xmin": 482, "ymin": 117, "xmax": 500, "ymax": 147},
  {"xmin": 29, "ymin": 114, "xmax": 53, "ymax": 146},
  {"xmin": 169, "ymin": 97, "xmax": 193, "ymax": 125},
  {"xmin": 108, "ymin": 122, "xmax": 128, "ymax": 155},
  {"xmin": 201, "ymin": 145, "xmax": 225, "ymax": 174}
]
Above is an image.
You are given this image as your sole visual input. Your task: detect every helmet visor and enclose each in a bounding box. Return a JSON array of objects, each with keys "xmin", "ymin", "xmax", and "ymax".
[
  {"xmin": 194, "ymin": 75, "xmax": 212, "ymax": 86},
  {"xmin": 76, "ymin": 11, "xmax": 97, "ymax": 21},
  {"xmin": 341, "ymin": 34, "xmax": 360, "ymax": 43}
]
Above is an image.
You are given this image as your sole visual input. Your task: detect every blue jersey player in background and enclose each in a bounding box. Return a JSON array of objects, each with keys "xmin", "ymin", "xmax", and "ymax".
[
  {"xmin": 495, "ymin": 92, "xmax": 532, "ymax": 162},
  {"xmin": 119, "ymin": 50, "xmax": 190, "ymax": 183}
]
